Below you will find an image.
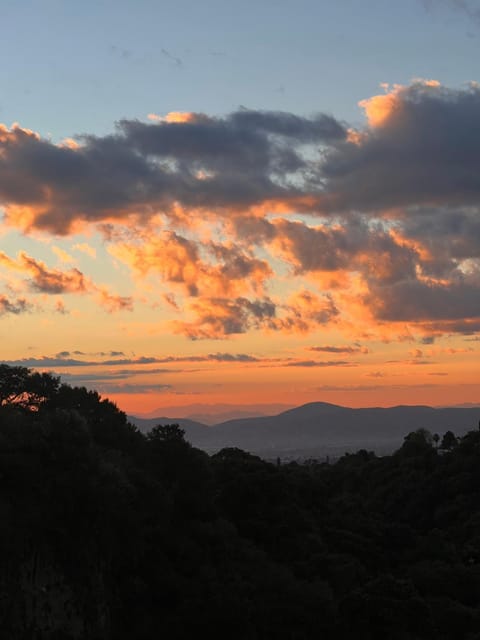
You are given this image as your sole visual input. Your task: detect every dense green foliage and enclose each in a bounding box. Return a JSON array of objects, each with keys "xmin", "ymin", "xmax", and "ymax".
[{"xmin": 1, "ymin": 366, "xmax": 480, "ymax": 638}]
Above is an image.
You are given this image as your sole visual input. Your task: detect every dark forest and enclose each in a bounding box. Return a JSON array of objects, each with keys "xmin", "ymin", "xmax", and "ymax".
[{"xmin": 1, "ymin": 365, "xmax": 480, "ymax": 639}]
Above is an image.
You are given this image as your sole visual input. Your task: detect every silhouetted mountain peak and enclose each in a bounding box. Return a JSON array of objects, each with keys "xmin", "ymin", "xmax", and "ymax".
[
  {"xmin": 279, "ymin": 401, "xmax": 347, "ymax": 417},
  {"xmin": 130, "ymin": 402, "xmax": 479, "ymax": 460}
]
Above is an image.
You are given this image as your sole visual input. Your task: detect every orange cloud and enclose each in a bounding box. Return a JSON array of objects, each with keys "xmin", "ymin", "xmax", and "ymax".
[
  {"xmin": 95, "ymin": 288, "xmax": 134, "ymax": 313},
  {"xmin": 272, "ymin": 289, "xmax": 340, "ymax": 333},
  {"xmin": 147, "ymin": 111, "xmax": 206, "ymax": 124},
  {"xmin": 172, "ymin": 296, "xmax": 277, "ymax": 339},
  {"xmin": 170, "ymin": 286, "xmax": 341, "ymax": 340},
  {"xmin": 110, "ymin": 231, "xmax": 272, "ymax": 298},
  {"xmin": 0, "ymin": 250, "xmax": 132, "ymax": 312},
  {"xmin": 52, "ymin": 246, "xmax": 75, "ymax": 264},
  {"xmin": 73, "ymin": 243, "xmax": 96, "ymax": 258},
  {"xmin": 1, "ymin": 85, "xmax": 479, "ymax": 343},
  {"xmin": 359, "ymin": 79, "xmax": 440, "ymax": 127},
  {"xmin": 359, "ymin": 85, "xmax": 402, "ymax": 128}
]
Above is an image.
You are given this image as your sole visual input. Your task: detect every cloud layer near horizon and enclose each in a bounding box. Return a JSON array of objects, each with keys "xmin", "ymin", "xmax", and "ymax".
[{"xmin": 0, "ymin": 80, "xmax": 479, "ymax": 339}]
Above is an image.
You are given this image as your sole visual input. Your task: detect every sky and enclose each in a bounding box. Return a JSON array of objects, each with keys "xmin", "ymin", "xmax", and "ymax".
[{"xmin": 0, "ymin": 0, "xmax": 479, "ymax": 415}]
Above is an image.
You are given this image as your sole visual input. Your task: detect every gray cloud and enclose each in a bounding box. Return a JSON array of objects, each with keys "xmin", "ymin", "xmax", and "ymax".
[
  {"xmin": 2, "ymin": 85, "xmax": 480, "ymax": 230},
  {"xmin": 0, "ymin": 109, "xmax": 346, "ymax": 234},
  {"xmin": 319, "ymin": 83, "xmax": 480, "ymax": 213},
  {"xmin": 284, "ymin": 360, "xmax": 356, "ymax": 368},
  {"xmin": 160, "ymin": 48, "xmax": 183, "ymax": 67},
  {"xmin": 308, "ymin": 345, "xmax": 368, "ymax": 354},
  {"xmin": 400, "ymin": 207, "xmax": 480, "ymax": 278},
  {"xmin": 1, "ymin": 352, "xmax": 263, "ymax": 368},
  {"xmin": 174, "ymin": 296, "xmax": 278, "ymax": 340},
  {"xmin": 206, "ymin": 353, "xmax": 259, "ymax": 362},
  {"xmin": 272, "ymin": 218, "xmax": 418, "ymax": 283},
  {"xmin": 423, "ymin": 318, "xmax": 480, "ymax": 333},
  {"xmin": 0, "ymin": 295, "xmax": 30, "ymax": 315},
  {"xmin": 316, "ymin": 383, "xmax": 443, "ymax": 392},
  {"xmin": 58, "ymin": 369, "xmax": 191, "ymax": 386},
  {"xmin": 1, "ymin": 357, "xmax": 101, "ymax": 367},
  {"xmin": 0, "ymin": 250, "xmax": 132, "ymax": 313},
  {"xmin": 95, "ymin": 383, "xmax": 172, "ymax": 394},
  {"xmin": 366, "ymin": 277, "xmax": 480, "ymax": 322},
  {"xmin": 174, "ymin": 290, "xmax": 340, "ymax": 339},
  {"xmin": 22, "ymin": 254, "xmax": 88, "ymax": 294}
]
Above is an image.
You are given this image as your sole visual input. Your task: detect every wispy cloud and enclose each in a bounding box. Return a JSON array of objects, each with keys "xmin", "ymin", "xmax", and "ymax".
[
  {"xmin": 1, "ymin": 352, "xmax": 263, "ymax": 368},
  {"xmin": 96, "ymin": 383, "xmax": 173, "ymax": 394},
  {"xmin": 308, "ymin": 345, "xmax": 369, "ymax": 354},
  {"xmin": 284, "ymin": 360, "xmax": 356, "ymax": 368},
  {"xmin": 160, "ymin": 48, "xmax": 183, "ymax": 67},
  {"xmin": 0, "ymin": 250, "xmax": 132, "ymax": 313},
  {"xmin": 0, "ymin": 295, "xmax": 31, "ymax": 315}
]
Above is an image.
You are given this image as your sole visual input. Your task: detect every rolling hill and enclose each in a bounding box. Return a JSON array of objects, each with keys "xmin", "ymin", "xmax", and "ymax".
[{"xmin": 130, "ymin": 402, "xmax": 480, "ymax": 459}]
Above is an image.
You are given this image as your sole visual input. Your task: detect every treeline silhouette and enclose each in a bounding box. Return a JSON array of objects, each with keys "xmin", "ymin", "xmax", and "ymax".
[{"xmin": 1, "ymin": 365, "xmax": 480, "ymax": 639}]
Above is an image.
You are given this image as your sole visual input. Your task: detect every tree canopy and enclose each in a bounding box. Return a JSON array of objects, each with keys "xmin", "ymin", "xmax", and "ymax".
[{"xmin": 0, "ymin": 364, "xmax": 479, "ymax": 639}]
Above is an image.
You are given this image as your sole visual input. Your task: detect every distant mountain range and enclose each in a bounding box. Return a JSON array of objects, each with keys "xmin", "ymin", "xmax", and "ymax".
[
  {"xmin": 130, "ymin": 401, "xmax": 480, "ymax": 460},
  {"xmin": 134, "ymin": 402, "xmax": 293, "ymax": 425}
]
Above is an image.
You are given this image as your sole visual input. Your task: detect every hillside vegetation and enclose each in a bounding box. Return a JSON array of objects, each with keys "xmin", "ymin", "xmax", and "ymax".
[{"xmin": 1, "ymin": 365, "xmax": 480, "ymax": 639}]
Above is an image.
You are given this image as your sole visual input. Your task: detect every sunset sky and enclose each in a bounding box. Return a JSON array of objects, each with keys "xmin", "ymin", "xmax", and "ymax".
[{"xmin": 1, "ymin": 0, "xmax": 479, "ymax": 415}]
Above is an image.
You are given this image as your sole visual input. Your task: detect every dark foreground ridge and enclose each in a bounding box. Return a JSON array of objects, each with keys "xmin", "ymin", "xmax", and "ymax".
[{"xmin": 1, "ymin": 365, "xmax": 480, "ymax": 639}]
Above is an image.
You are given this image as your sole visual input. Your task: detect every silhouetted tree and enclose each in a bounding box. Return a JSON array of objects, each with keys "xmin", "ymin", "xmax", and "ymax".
[
  {"xmin": 440, "ymin": 430, "xmax": 458, "ymax": 451},
  {"xmin": 0, "ymin": 364, "xmax": 60, "ymax": 410},
  {"xmin": 147, "ymin": 423, "xmax": 185, "ymax": 442},
  {"xmin": 399, "ymin": 428, "xmax": 435, "ymax": 458}
]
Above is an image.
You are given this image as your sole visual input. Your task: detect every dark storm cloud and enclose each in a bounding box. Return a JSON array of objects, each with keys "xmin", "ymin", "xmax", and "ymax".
[
  {"xmin": 424, "ymin": 318, "xmax": 480, "ymax": 333},
  {"xmin": 271, "ymin": 218, "xmax": 418, "ymax": 282},
  {"xmin": 0, "ymin": 110, "xmax": 346, "ymax": 233},
  {"xmin": 366, "ymin": 277, "xmax": 480, "ymax": 322},
  {"xmin": 228, "ymin": 109, "xmax": 345, "ymax": 142},
  {"xmin": 319, "ymin": 83, "xmax": 480, "ymax": 213},
  {"xmin": 3, "ymin": 85, "xmax": 480, "ymax": 233},
  {"xmin": 400, "ymin": 208, "xmax": 480, "ymax": 273}
]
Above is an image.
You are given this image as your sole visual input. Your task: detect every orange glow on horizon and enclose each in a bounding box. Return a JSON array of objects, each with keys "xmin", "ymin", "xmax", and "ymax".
[
  {"xmin": 1, "ymin": 80, "xmax": 478, "ymax": 416},
  {"xmin": 109, "ymin": 380, "xmax": 480, "ymax": 416}
]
